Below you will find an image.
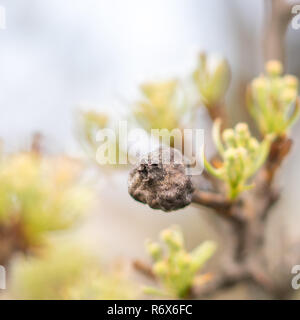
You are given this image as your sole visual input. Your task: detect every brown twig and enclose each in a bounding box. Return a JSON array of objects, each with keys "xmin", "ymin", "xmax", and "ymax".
[
  {"xmin": 264, "ymin": 136, "xmax": 293, "ymax": 185},
  {"xmin": 263, "ymin": 0, "xmax": 297, "ymax": 64},
  {"xmin": 133, "ymin": 260, "xmax": 155, "ymax": 280},
  {"xmin": 191, "ymin": 190, "xmax": 231, "ymax": 211},
  {"xmin": 31, "ymin": 132, "xmax": 43, "ymax": 155},
  {"xmin": 0, "ymin": 220, "xmax": 27, "ymax": 268},
  {"xmin": 207, "ymin": 101, "xmax": 228, "ymax": 130}
]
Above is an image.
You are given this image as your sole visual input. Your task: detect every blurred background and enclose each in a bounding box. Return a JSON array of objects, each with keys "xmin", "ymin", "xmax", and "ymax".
[{"xmin": 0, "ymin": 0, "xmax": 300, "ymax": 299}]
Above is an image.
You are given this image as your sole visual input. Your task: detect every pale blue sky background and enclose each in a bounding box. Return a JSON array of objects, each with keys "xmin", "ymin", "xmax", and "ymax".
[
  {"xmin": 0, "ymin": 0, "xmax": 265, "ymax": 151},
  {"xmin": 0, "ymin": 1, "xmax": 299, "ymax": 152}
]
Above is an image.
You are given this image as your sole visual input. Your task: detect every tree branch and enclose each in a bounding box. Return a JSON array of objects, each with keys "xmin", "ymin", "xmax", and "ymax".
[
  {"xmin": 133, "ymin": 260, "xmax": 155, "ymax": 280},
  {"xmin": 263, "ymin": 0, "xmax": 298, "ymax": 64},
  {"xmin": 207, "ymin": 101, "xmax": 228, "ymax": 130},
  {"xmin": 190, "ymin": 262, "xmax": 248, "ymax": 298},
  {"xmin": 191, "ymin": 190, "xmax": 231, "ymax": 211},
  {"xmin": 263, "ymin": 136, "xmax": 293, "ymax": 185}
]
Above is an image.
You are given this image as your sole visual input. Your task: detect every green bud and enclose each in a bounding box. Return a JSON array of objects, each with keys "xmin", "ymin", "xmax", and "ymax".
[
  {"xmin": 248, "ymin": 60, "xmax": 299, "ymax": 136},
  {"xmin": 252, "ymin": 77, "xmax": 269, "ymax": 110},
  {"xmin": 235, "ymin": 123, "xmax": 249, "ymax": 136},
  {"xmin": 205, "ymin": 119, "xmax": 273, "ymax": 200},
  {"xmin": 236, "ymin": 147, "xmax": 247, "ymax": 158},
  {"xmin": 235, "ymin": 123, "xmax": 250, "ymax": 146},
  {"xmin": 176, "ymin": 252, "xmax": 192, "ymax": 269},
  {"xmin": 265, "ymin": 60, "xmax": 283, "ymax": 77},
  {"xmin": 160, "ymin": 229, "xmax": 172, "ymax": 242},
  {"xmin": 191, "ymin": 241, "xmax": 217, "ymax": 271},
  {"xmin": 145, "ymin": 226, "xmax": 216, "ymax": 299},
  {"xmin": 145, "ymin": 240, "xmax": 162, "ymax": 261},
  {"xmin": 252, "ymin": 77, "xmax": 268, "ymax": 91},
  {"xmin": 222, "ymin": 129, "xmax": 235, "ymax": 147},
  {"xmin": 224, "ymin": 148, "xmax": 237, "ymax": 161},
  {"xmin": 284, "ymin": 75, "xmax": 298, "ymax": 89},
  {"xmin": 160, "ymin": 228, "xmax": 183, "ymax": 250},
  {"xmin": 153, "ymin": 261, "xmax": 168, "ymax": 276},
  {"xmin": 281, "ymin": 88, "xmax": 297, "ymax": 104},
  {"xmin": 84, "ymin": 111, "xmax": 109, "ymax": 128},
  {"xmin": 193, "ymin": 52, "xmax": 230, "ymax": 106},
  {"xmin": 248, "ymin": 138, "xmax": 259, "ymax": 153}
]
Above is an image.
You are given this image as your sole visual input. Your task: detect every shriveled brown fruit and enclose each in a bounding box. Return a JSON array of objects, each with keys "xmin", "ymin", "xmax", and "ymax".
[{"xmin": 128, "ymin": 147, "xmax": 194, "ymax": 212}]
